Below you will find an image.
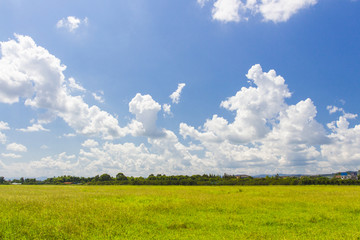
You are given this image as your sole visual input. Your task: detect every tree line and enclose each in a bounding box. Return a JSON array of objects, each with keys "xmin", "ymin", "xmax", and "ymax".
[{"xmin": 1, "ymin": 173, "xmax": 360, "ymax": 185}]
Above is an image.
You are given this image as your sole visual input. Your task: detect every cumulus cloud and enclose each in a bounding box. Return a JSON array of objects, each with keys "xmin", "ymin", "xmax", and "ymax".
[
  {"xmin": 170, "ymin": 83, "xmax": 186, "ymax": 104},
  {"xmin": 4, "ymin": 62, "xmax": 360, "ymax": 177},
  {"xmin": 20, "ymin": 64, "xmax": 333, "ymax": 177},
  {"xmin": 0, "ymin": 34, "xmax": 128, "ymax": 140},
  {"xmin": 257, "ymin": 0, "xmax": 317, "ymax": 23},
  {"xmin": 17, "ymin": 123, "xmax": 49, "ymax": 132},
  {"xmin": 181, "ymin": 64, "xmax": 328, "ymax": 171},
  {"xmin": 29, "ymin": 152, "xmax": 78, "ymax": 176},
  {"xmin": 56, "ymin": 16, "xmax": 88, "ymax": 32},
  {"xmin": 6, "ymin": 143, "xmax": 27, "ymax": 152},
  {"xmin": 75, "ymin": 130, "xmax": 203, "ymax": 176},
  {"xmin": 81, "ymin": 139, "xmax": 99, "ymax": 148},
  {"xmin": 182, "ymin": 64, "xmax": 292, "ymax": 143},
  {"xmin": 322, "ymin": 113, "xmax": 360, "ymax": 169},
  {"xmin": 199, "ymin": 0, "xmax": 318, "ymax": 23},
  {"xmin": 212, "ymin": 0, "xmax": 244, "ymax": 22},
  {"xmin": 128, "ymin": 93, "xmax": 165, "ymax": 138},
  {"xmin": 0, "ymin": 121, "xmax": 9, "ymax": 131}
]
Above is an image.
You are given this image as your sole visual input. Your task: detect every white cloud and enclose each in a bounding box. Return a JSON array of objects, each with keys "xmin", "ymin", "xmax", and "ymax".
[
  {"xmin": 181, "ymin": 64, "xmax": 292, "ymax": 143},
  {"xmin": 170, "ymin": 83, "xmax": 186, "ymax": 104},
  {"xmin": 92, "ymin": 92, "xmax": 104, "ymax": 103},
  {"xmin": 162, "ymin": 84, "xmax": 186, "ymax": 117},
  {"xmin": 81, "ymin": 139, "xmax": 99, "ymax": 148},
  {"xmin": 327, "ymin": 105, "xmax": 357, "ymax": 120},
  {"xmin": 0, "ymin": 121, "xmax": 10, "ymax": 131},
  {"xmin": 6, "ymin": 143, "xmax": 27, "ymax": 152},
  {"xmin": 75, "ymin": 130, "xmax": 204, "ymax": 176},
  {"xmin": 0, "ymin": 34, "xmax": 128, "ymax": 140},
  {"xmin": 199, "ymin": 0, "xmax": 318, "ymax": 23},
  {"xmin": 63, "ymin": 133, "xmax": 76, "ymax": 138},
  {"xmin": 68, "ymin": 77, "xmax": 85, "ymax": 92},
  {"xmin": 128, "ymin": 93, "xmax": 165, "ymax": 138},
  {"xmin": 257, "ymin": 0, "xmax": 317, "ymax": 23},
  {"xmin": 3, "ymin": 61, "xmax": 360, "ymax": 177},
  {"xmin": 1, "ymin": 153, "xmax": 21, "ymax": 158},
  {"xmin": 181, "ymin": 64, "xmax": 328, "ymax": 171},
  {"xmin": 17, "ymin": 123, "xmax": 49, "ymax": 132},
  {"xmin": 56, "ymin": 16, "xmax": 88, "ymax": 32},
  {"xmin": 0, "ymin": 121, "xmax": 10, "ymax": 144},
  {"xmin": 212, "ymin": 0, "xmax": 243, "ymax": 22},
  {"xmin": 327, "ymin": 105, "xmax": 343, "ymax": 114},
  {"xmin": 163, "ymin": 104, "xmax": 172, "ymax": 116},
  {"xmin": 321, "ymin": 113, "xmax": 360, "ymax": 169},
  {"xmin": 29, "ymin": 152, "xmax": 78, "ymax": 176}
]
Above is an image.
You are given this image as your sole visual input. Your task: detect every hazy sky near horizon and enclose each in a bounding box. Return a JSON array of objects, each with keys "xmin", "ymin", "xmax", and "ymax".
[{"xmin": 1, "ymin": 0, "xmax": 360, "ymax": 178}]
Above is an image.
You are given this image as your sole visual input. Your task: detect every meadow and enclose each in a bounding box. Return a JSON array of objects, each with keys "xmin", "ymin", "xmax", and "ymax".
[{"xmin": 0, "ymin": 185, "xmax": 360, "ymax": 239}]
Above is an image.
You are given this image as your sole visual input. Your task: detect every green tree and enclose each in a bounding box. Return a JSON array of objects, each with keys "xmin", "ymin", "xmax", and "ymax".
[
  {"xmin": 99, "ymin": 174, "xmax": 112, "ymax": 182},
  {"xmin": 116, "ymin": 173, "xmax": 128, "ymax": 181}
]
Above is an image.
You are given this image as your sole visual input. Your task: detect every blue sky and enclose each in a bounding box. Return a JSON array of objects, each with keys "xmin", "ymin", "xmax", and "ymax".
[{"xmin": 0, "ymin": 0, "xmax": 360, "ymax": 178}]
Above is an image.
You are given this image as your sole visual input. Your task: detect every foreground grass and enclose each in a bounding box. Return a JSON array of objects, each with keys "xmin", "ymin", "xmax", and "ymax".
[{"xmin": 0, "ymin": 185, "xmax": 360, "ymax": 239}]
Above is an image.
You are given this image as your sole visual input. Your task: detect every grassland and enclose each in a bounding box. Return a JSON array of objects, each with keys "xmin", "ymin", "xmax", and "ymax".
[{"xmin": 0, "ymin": 185, "xmax": 360, "ymax": 239}]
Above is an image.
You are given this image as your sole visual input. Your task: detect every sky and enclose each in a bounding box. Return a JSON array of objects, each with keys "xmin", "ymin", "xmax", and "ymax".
[{"xmin": 1, "ymin": 0, "xmax": 360, "ymax": 178}]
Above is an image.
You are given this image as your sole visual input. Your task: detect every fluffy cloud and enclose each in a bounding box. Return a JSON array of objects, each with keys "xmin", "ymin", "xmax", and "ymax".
[
  {"xmin": 29, "ymin": 152, "xmax": 78, "ymax": 176},
  {"xmin": 81, "ymin": 139, "xmax": 99, "ymax": 148},
  {"xmin": 128, "ymin": 93, "xmax": 165, "ymax": 138},
  {"xmin": 17, "ymin": 123, "xmax": 49, "ymax": 132},
  {"xmin": 257, "ymin": 0, "xmax": 317, "ymax": 23},
  {"xmin": 170, "ymin": 83, "xmax": 186, "ymax": 104},
  {"xmin": 321, "ymin": 113, "xmax": 360, "ymax": 169},
  {"xmin": 56, "ymin": 16, "xmax": 88, "ymax": 32},
  {"xmin": 6, "ymin": 143, "xmax": 27, "ymax": 152},
  {"xmin": 182, "ymin": 64, "xmax": 292, "ymax": 143},
  {"xmin": 212, "ymin": 0, "xmax": 243, "ymax": 22},
  {"xmin": 0, "ymin": 34, "xmax": 128, "ymax": 140},
  {"xmin": 181, "ymin": 64, "xmax": 328, "ymax": 171},
  {"xmin": 200, "ymin": 0, "xmax": 318, "ymax": 23},
  {"xmin": 0, "ymin": 121, "xmax": 10, "ymax": 131},
  {"xmin": 72, "ymin": 130, "xmax": 203, "ymax": 176},
  {"xmin": 3, "ymin": 62, "xmax": 360, "ymax": 177}
]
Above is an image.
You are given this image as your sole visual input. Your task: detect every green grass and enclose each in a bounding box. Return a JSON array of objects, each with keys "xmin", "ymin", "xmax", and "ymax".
[{"xmin": 0, "ymin": 185, "xmax": 360, "ymax": 239}]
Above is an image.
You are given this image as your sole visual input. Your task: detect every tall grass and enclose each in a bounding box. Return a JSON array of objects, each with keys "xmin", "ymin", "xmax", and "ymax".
[{"xmin": 0, "ymin": 185, "xmax": 360, "ymax": 239}]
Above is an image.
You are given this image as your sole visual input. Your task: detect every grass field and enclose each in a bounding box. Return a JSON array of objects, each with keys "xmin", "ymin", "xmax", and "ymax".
[{"xmin": 1, "ymin": 185, "xmax": 360, "ymax": 239}]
